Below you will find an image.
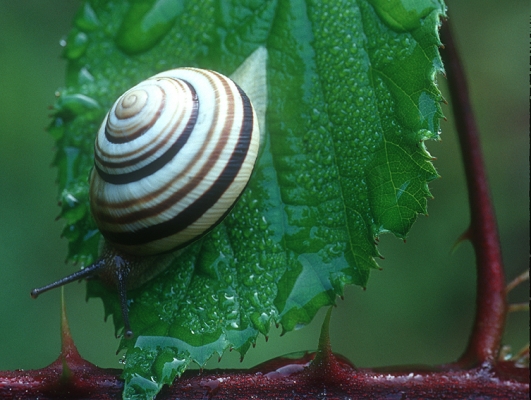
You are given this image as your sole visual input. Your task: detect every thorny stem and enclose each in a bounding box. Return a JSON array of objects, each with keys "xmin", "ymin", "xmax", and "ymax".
[{"xmin": 440, "ymin": 20, "xmax": 507, "ymax": 367}]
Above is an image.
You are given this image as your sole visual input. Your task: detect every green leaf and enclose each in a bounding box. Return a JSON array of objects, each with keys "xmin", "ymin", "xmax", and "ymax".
[{"xmin": 51, "ymin": 0, "xmax": 445, "ymax": 397}]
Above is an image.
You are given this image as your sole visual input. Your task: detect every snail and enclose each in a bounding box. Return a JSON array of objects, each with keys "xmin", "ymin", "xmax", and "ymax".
[{"xmin": 31, "ymin": 48, "xmax": 268, "ymax": 338}]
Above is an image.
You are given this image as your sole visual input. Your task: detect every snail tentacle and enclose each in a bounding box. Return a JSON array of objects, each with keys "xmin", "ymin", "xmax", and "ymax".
[
  {"xmin": 113, "ymin": 255, "xmax": 134, "ymax": 339},
  {"xmin": 30, "ymin": 259, "xmax": 106, "ymax": 299}
]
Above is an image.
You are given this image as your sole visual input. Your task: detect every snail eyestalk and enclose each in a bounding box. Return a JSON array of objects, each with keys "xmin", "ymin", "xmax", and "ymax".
[
  {"xmin": 30, "ymin": 260, "xmax": 106, "ymax": 299},
  {"xmin": 112, "ymin": 255, "xmax": 134, "ymax": 339}
]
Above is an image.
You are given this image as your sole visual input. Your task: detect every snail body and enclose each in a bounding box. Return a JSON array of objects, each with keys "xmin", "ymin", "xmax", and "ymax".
[{"xmin": 32, "ymin": 48, "xmax": 267, "ymax": 338}]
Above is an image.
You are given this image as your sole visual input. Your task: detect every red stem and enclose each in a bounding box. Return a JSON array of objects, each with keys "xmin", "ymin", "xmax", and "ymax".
[
  {"xmin": 440, "ymin": 20, "xmax": 507, "ymax": 367},
  {"xmin": 0, "ymin": 352, "xmax": 527, "ymax": 399}
]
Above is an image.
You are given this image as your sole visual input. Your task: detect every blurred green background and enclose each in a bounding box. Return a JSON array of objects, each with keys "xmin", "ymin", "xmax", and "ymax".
[{"xmin": 0, "ymin": 0, "xmax": 528, "ymax": 371}]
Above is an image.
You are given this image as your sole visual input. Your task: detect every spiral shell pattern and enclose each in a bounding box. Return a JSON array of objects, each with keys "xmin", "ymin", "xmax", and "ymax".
[{"xmin": 90, "ymin": 68, "xmax": 260, "ymax": 256}]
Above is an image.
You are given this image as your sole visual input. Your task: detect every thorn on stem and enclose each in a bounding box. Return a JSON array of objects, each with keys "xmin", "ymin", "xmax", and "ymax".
[
  {"xmin": 452, "ymin": 228, "xmax": 472, "ymax": 254},
  {"xmin": 505, "ymin": 270, "xmax": 529, "ymax": 294}
]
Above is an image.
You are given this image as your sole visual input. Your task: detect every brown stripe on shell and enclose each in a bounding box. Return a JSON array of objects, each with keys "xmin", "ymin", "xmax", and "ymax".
[
  {"xmin": 95, "ymin": 79, "xmax": 195, "ymax": 169},
  {"xmin": 104, "ymin": 85, "xmax": 165, "ymax": 144},
  {"xmin": 98, "ymin": 79, "xmax": 190, "ymax": 159}
]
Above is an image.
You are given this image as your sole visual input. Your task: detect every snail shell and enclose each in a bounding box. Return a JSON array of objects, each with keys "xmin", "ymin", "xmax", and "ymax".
[
  {"xmin": 31, "ymin": 48, "xmax": 267, "ymax": 338},
  {"xmin": 91, "ymin": 67, "xmax": 260, "ymax": 256}
]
